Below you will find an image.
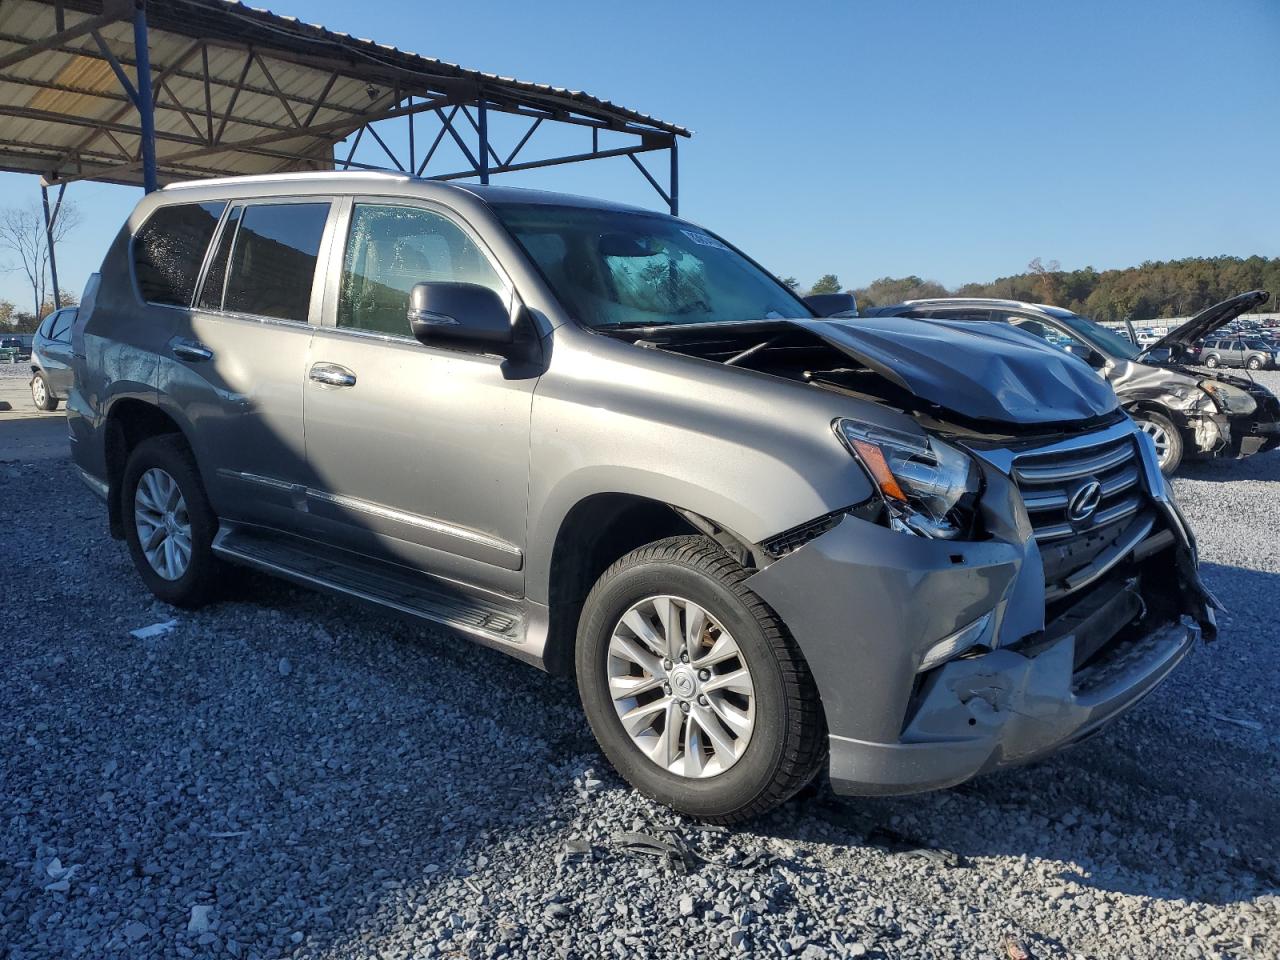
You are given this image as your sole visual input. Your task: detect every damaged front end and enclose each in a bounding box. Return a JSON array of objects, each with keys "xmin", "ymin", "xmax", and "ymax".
[
  {"xmin": 746, "ymin": 420, "xmax": 1219, "ymax": 795},
  {"xmin": 629, "ymin": 315, "xmax": 1220, "ymax": 796}
]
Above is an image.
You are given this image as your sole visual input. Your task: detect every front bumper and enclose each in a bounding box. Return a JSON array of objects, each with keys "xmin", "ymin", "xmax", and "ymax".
[
  {"xmin": 1226, "ymin": 411, "xmax": 1280, "ymax": 457},
  {"xmin": 745, "ymin": 424, "xmax": 1216, "ymax": 797},
  {"xmin": 826, "ymin": 618, "xmax": 1196, "ymax": 794}
]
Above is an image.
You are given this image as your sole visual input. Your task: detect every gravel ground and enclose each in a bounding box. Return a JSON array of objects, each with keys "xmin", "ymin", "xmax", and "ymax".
[
  {"xmin": 0, "ymin": 362, "xmax": 33, "ymax": 379},
  {"xmin": 2, "ymin": 374, "xmax": 1278, "ymax": 960}
]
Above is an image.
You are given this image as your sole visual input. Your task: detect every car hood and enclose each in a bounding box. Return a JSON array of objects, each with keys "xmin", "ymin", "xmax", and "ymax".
[
  {"xmin": 790, "ymin": 316, "xmax": 1119, "ymax": 424},
  {"xmin": 1140, "ymin": 290, "xmax": 1271, "ymax": 356}
]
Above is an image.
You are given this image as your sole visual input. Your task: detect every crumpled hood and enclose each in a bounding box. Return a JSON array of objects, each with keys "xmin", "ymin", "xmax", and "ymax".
[{"xmin": 791, "ymin": 316, "xmax": 1119, "ymax": 424}]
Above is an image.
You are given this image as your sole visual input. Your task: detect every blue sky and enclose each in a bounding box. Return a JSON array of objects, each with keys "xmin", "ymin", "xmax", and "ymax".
[{"xmin": 3, "ymin": 0, "xmax": 1278, "ymax": 307}]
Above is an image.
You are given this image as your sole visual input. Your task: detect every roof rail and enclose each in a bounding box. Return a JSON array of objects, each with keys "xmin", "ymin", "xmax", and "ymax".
[{"xmin": 162, "ymin": 170, "xmax": 414, "ymax": 191}]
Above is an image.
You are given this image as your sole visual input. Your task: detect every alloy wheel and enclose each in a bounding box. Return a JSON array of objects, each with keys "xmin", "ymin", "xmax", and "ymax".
[
  {"xmin": 607, "ymin": 595, "xmax": 756, "ymax": 778},
  {"xmin": 31, "ymin": 377, "xmax": 45, "ymax": 407},
  {"xmin": 133, "ymin": 467, "xmax": 193, "ymax": 581},
  {"xmin": 1139, "ymin": 419, "xmax": 1171, "ymax": 466}
]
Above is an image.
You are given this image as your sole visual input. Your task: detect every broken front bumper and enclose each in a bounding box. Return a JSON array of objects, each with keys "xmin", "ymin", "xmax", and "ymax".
[
  {"xmin": 745, "ymin": 435, "xmax": 1215, "ymax": 797},
  {"xmin": 1227, "ymin": 411, "xmax": 1280, "ymax": 458},
  {"xmin": 824, "ymin": 618, "xmax": 1196, "ymax": 795}
]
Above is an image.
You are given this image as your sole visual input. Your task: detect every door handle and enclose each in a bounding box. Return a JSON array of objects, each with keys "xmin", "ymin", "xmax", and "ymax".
[
  {"xmin": 309, "ymin": 362, "xmax": 357, "ymax": 387},
  {"xmin": 172, "ymin": 339, "xmax": 213, "ymax": 362}
]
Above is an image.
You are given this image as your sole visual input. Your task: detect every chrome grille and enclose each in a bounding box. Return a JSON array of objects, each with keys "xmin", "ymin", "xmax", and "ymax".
[{"xmin": 1013, "ymin": 435, "xmax": 1144, "ymax": 544}]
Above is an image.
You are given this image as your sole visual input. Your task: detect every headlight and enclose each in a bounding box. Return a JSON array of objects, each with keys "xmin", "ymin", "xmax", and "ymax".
[
  {"xmin": 834, "ymin": 419, "xmax": 980, "ymax": 539},
  {"xmin": 1200, "ymin": 381, "xmax": 1257, "ymax": 416}
]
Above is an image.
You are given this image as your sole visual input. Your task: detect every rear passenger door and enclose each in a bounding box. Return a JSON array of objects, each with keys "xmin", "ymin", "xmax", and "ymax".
[{"xmin": 162, "ymin": 198, "xmax": 336, "ymax": 530}]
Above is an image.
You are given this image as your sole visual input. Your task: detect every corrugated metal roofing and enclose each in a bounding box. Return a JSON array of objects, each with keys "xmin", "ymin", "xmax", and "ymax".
[{"xmin": 0, "ymin": 0, "xmax": 687, "ymax": 187}]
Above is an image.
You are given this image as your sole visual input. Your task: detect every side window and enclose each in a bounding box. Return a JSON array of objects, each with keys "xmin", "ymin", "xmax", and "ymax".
[
  {"xmin": 50, "ymin": 309, "xmax": 76, "ymax": 342},
  {"xmin": 999, "ymin": 313, "xmax": 1086, "ymax": 352},
  {"xmin": 928, "ymin": 308, "xmax": 993, "ymax": 322},
  {"xmin": 37, "ymin": 313, "xmax": 57, "ymax": 339},
  {"xmin": 196, "ymin": 206, "xmax": 241, "ymax": 311},
  {"xmin": 133, "ymin": 202, "xmax": 226, "ymax": 306},
  {"xmin": 338, "ymin": 203, "xmax": 508, "ymax": 336},
  {"xmin": 220, "ymin": 202, "xmax": 330, "ymax": 323}
]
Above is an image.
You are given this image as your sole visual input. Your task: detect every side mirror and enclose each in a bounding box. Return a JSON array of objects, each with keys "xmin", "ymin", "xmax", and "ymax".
[
  {"xmin": 408, "ymin": 282, "xmax": 513, "ymax": 351},
  {"xmin": 804, "ymin": 292, "xmax": 858, "ymax": 318},
  {"xmin": 1064, "ymin": 343, "xmax": 1106, "ymax": 368}
]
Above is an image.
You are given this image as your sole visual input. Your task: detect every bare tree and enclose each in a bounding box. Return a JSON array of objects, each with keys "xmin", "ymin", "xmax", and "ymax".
[
  {"xmin": 1027, "ymin": 256, "xmax": 1062, "ymax": 305},
  {"xmin": 0, "ymin": 201, "xmax": 80, "ymax": 317}
]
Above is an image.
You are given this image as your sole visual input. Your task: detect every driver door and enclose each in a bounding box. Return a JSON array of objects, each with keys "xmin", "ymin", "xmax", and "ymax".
[{"xmin": 300, "ymin": 198, "xmax": 536, "ymax": 596}]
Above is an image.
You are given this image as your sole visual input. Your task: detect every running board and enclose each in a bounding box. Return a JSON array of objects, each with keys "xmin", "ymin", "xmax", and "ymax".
[{"xmin": 212, "ymin": 525, "xmax": 525, "ymax": 647}]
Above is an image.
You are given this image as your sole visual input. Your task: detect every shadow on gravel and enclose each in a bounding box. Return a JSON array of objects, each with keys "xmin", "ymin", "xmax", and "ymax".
[
  {"xmin": 754, "ymin": 562, "xmax": 1280, "ymax": 909},
  {"xmin": 1178, "ymin": 448, "xmax": 1280, "ymax": 482}
]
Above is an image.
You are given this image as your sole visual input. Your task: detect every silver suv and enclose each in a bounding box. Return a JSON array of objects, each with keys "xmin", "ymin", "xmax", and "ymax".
[{"xmin": 69, "ymin": 172, "xmax": 1217, "ymax": 821}]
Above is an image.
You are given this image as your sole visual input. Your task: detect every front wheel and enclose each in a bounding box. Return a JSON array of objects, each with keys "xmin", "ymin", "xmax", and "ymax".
[
  {"xmin": 31, "ymin": 372, "xmax": 58, "ymax": 410},
  {"xmin": 1135, "ymin": 411, "xmax": 1184, "ymax": 475},
  {"xmin": 122, "ymin": 435, "xmax": 224, "ymax": 608},
  {"xmin": 576, "ymin": 536, "xmax": 825, "ymax": 823},
  {"xmin": 1247, "ymin": 356, "xmax": 1262, "ymax": 370}
]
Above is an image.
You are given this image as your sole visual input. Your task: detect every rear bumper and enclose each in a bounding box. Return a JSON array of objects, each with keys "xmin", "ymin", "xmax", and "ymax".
[{"xmin": 826, "ymin": 618, "xmax": 1197, "ymax": 795}]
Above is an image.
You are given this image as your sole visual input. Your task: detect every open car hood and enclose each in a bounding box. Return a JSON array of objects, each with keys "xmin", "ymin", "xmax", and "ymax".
[
  {"xmin": 1140, "ymin": 290, "xmax": 1271, "ymax": 357},
  {"xmin": 793, "ymin": 316, "xmax": 1119, "ymax": 424}
]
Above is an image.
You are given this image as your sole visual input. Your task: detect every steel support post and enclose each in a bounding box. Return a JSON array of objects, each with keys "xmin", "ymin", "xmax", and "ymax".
[
  {"xmin": 478, "ymin": 101, "xmax": 489, "ymax": 184},
  {"xmin": 133, "ymin": 2, "xmax": 158, "ymax": 192},
  {"xmin": 41, "ymin": 184, "xmax": 62, "ymax": 310},
  {"xmin": 669, "ymin": 137, "xmax": 679, "ymax": 216}
]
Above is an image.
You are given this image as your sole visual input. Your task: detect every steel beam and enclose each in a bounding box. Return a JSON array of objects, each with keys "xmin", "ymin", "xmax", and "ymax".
[
  {"xmin": 41, "ymin": 183, "xmax": 64, "ymax": 310},
  {"xmin": 432, "ymin": 142, "xmax": 665, "ymax": 182},
  {"xmin": 669, "ymin": 137, "xmax": 679, "ymax": 216},
  {"xmin": 0, "ymin": 3, "xmax": 128, "ymax": 72},
  {"xmin": 134, "ymin": 3, "xmax": 156, "ymax": 193}
]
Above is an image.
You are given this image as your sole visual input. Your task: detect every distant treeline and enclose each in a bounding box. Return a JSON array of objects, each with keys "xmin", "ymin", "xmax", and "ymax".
[{"xmin": 807, "ymin": 256, "xmax": 1280, "ymax": 322}]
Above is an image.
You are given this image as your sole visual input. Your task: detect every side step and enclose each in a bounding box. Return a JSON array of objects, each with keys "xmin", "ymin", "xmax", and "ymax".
[{"xmin": 212, "ymin": 525, "xmax": 525, "ymax": 647}]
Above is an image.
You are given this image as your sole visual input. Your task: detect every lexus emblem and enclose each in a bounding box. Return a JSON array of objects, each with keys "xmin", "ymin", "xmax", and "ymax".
[{"xmin": 1067, "ymin": 479, "xmax": 1104, "ymax": 523}]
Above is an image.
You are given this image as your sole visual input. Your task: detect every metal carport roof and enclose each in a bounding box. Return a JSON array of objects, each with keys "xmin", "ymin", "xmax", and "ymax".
[{"xmin": 0, "ymin": 0, "xmax": 688, "ymax": 202}]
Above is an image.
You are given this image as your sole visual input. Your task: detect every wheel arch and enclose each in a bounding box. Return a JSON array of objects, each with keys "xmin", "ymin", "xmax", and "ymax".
[
  {"xmin": 102, "ymin": 397, "xmax": 192, "ymax": 538},
  {"xmin": 539, "ymin": 491, "xmax": 761, "ymax": 675}
]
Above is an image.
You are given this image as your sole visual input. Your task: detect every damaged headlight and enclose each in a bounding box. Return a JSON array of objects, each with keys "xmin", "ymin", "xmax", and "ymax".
[
  {"xmin": 1199, "ymin": 381, "xmax": 1257, "ymax": 416},
  {"xmin": 834, "ymin": 419, "xmax": 980, "ymax": 539}
]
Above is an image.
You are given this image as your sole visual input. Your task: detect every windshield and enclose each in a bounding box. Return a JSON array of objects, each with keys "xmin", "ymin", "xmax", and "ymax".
[
  {"xmin": 1053, "ymin": 312, "xmax": 1143, "ymax": 360},
  {"xmin": 492, "ymin": 203, "xmax": 812, "ymax": 328}
]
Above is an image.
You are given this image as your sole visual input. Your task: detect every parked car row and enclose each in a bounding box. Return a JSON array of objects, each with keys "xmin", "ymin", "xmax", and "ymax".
[
  {"xmin": 63, "ymin": 172, "xmax": 1223, "ymax": 822},
  {"xmin": 1186, "ymin": 336, "xmax": 1280, "ymax": 370},
  {"xmin": 864, "ymin": 291, "xmax": 1280, "ymax": 474},
  {"xmin": 1, "ymin": 333, "xmax": 32, "ymax": 363}
]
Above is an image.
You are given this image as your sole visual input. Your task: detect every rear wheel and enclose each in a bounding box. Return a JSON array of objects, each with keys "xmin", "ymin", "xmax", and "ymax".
[
  {"xmin": 576, "ymin": 536, "xmax": 824, "ymax": 823},
  {"xmin": 122, "ymin": 435, "xmax": 223, "ymax": 608},
  {"xmin": 1135, "ymin": 411, "xmax": 1183, "ymax": 475},
  {"xmin": 31, "ymin": 372, "xmax": 57, "ymax": 411},
  {"xmin": 1204, "ymin": 355, "xmax": 1220, "ymax": 368}
]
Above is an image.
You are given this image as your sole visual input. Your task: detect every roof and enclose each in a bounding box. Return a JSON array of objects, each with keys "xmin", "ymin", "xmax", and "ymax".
[
  {"xmin": 153, "ymin": 170, "xmax": 669, "ymax": 217},
  {"xmin": 0, "ymin": 0, "xmax": 688, "ymax": 187}
]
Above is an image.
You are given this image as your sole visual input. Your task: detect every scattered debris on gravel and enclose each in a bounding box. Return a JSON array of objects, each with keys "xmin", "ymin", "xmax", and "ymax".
[{"xmin": 2, "ymin": 373, "xmax": 1278, "ymax": 959}]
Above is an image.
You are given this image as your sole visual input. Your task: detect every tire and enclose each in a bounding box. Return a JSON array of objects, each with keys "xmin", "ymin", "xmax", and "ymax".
[
  {"xmin": 576, "ymin": 535, "xmax": 825, "ymax": 823},
  {"xmin": 1134, "ymin": 410, "xmax": 1183, "ymax": 476},
  {"xmin": 1247, "ymin": 356, "xmax": 1262, "ymax": 370},
  {"xmin": 121, "ymin": 435, "xmax": 223, "ymax": 608},
  {"xmin": 30, "ymin": 371, "xmax": 58, "ymax": 411},
  {"xmin": 1204, "ymin": 355, "xmax": 1220, "ymax": 368}
]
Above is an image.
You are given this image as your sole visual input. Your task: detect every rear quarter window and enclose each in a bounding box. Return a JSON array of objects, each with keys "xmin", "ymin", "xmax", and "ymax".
[{"xmin": 132, "ymin": 202, "xmax": 225, "ymax": 306}]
